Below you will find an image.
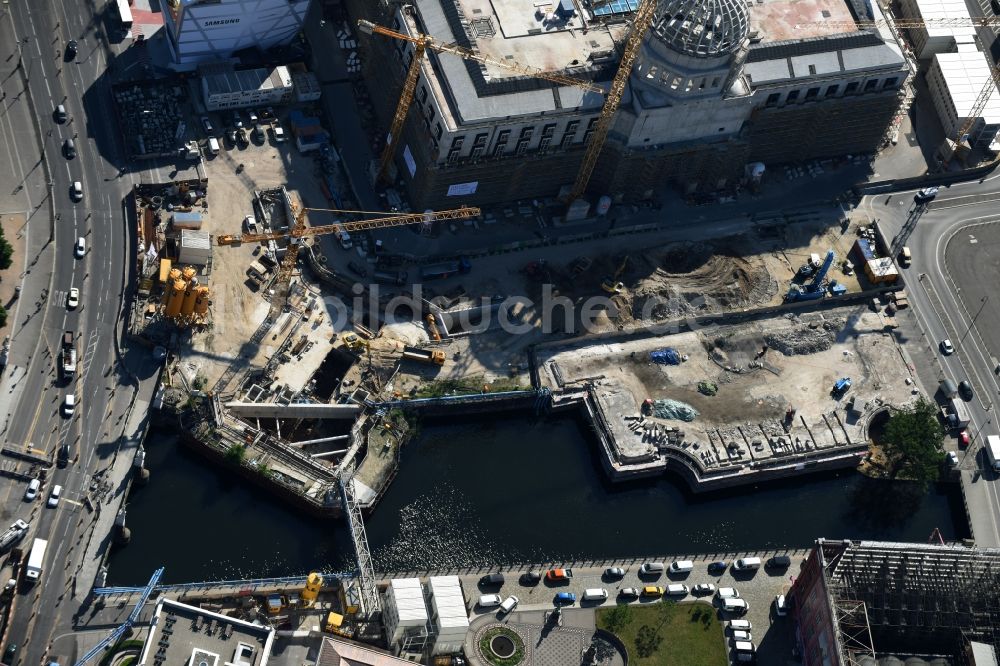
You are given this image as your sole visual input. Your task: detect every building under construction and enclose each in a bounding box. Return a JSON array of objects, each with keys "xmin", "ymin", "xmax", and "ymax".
[
  {"xmin": 348, "ymin": 0, "xmax": 909, "ymax": 208},
  {"xmin": 792, "ymin": 539, "xmax": 1000, "ymax": 665}
]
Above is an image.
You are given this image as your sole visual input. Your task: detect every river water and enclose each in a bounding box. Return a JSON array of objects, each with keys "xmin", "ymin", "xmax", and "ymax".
[{"xmin": 106, "ymin": 414, "xmax": 968, "ymax": 585}]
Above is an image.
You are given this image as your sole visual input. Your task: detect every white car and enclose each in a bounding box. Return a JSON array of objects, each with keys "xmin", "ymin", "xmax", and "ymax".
[
  {"xmin": 75, "ymin": 237, "xmax": 86, "ymax": 258},
  {"xmin": 717, "ymin": 587, "xmax": 740, "ymax": 599},
  {"xmin": 775, "ymin": 594, "xmax": 789, "ymax": 616},
  {"xmin": 47, "ymin": 485, "xmax": 62, "ymax": 507},
  {"xmin": 948, "ymin": 451, "xmax": 959, "ymax": 466},
  {"xmin": 67, "ymin": 288, "xmax": 79, "ymax": 309},
  {"xmin": 692, "ymin": 583, "xmax": 716, "ymax": 595},
  {"xmin": 915, "ymin": 186, "xmax": 939, "ymax": 203},
  {"xmin": 499, "ymin": 595, "xmax": 519, "ymax": 614},
  {"xmin": 478, "ymin": 594, "xmax": 502, "ymax": 608},
  {"xmin": 63, "ymin": 393, "xmax": 76, "ymax": 417},
  {"xmin": 940, "ymin": 339, "xmax": 955, "ymax": 355},
  {"xmin": 70, "ymin": 181, "xmax": 83, "ymax": 202},
  {"xmin": 731, "ymin": 629, "xmax": 753, "ymax": 642},
  {"xmin": 24, "ymin": 478, "xmax": 39, "ymax": 501}
]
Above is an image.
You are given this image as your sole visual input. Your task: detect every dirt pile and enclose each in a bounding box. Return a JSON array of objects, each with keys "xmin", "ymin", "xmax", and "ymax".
[{"xmin": 764, "ymin": 318, "xmax": 845, "ymax": 355}]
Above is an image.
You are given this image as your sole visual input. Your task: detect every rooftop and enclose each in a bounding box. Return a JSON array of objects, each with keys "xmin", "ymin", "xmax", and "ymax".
[
  {"xmin": 138, "ymin": 599, "xmax": 275, "ymax": 666},
  {"xmin": 935, "ymin": 49, "xmax": 1000, "ymax": 125},
  {"xmin": 749, "ymin": 0, "xmax": 859, "ymax": 43},
  {"xmin": 202, "ymin": 67, "xmax": 292, "ymax": 97},
  {"xmin": 907, "ymin": 0, "xmax": 977, "ymax": 39},
  {"xmin": 317, "ymin": 636, "xmax": 416, "ymax": 666}
]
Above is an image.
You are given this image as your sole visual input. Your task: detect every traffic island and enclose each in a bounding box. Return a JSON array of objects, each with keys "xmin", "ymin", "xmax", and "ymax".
[{"xmin": 477, "ymin": 625, "xmax": 525, "ymax": 666}]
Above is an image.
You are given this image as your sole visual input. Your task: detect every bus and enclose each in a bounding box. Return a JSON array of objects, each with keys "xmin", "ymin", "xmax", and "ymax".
[{"xmin": 114, "ymin": 0, "xmax": 133, "ymax": 35}]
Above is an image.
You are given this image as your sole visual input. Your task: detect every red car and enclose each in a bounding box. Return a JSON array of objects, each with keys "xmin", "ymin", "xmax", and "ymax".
[
  {"xmin": 959, "ymin": 431, "xmax": 970, "ymax": 448},
  {"xmin": 545, "ymin": 568, "xmax": 573, "ymax": 582}
]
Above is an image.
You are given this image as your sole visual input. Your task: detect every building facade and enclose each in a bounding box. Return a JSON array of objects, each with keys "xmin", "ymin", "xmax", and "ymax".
[
  {"xmin": 349, "ymin": 0, "xmax": 909, "ymax": 208},
  {"xmin": 162, "ymin": 0, "xmax": 311, "ymax": 66}
]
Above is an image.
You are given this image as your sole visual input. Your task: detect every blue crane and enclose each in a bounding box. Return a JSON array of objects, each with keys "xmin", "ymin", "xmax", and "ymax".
[
  {"xmin": 73, "ymin": 567, "xmax": 164, "ymax": 666},
  {"xmin": 787, "ymin": 250, "xmax": 835, "ymax": 302}
]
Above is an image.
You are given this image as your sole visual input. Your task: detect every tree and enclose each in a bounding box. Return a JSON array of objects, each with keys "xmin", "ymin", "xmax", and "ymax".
[
  {"xmin": 0, "ymin": 237, "xmax": 12, "ymax": 270},
  {"xmin": 603, "ymin": 604, "xmax": 632, "ymax": 634},
  {"xmin": 881, "ymin": 398, "xmax": 945, "ymax": 487},
  {"xmin": 225, "ymin": 444, "xmax": 246, "ymax": 464},
  {"xmin": 634, "ymin": 625, "xmax": 662, "ymax": 658}
]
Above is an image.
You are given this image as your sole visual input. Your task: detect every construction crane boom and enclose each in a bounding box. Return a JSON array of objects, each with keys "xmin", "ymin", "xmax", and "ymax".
[
  {"xmin": 801, "ymin": 16, "xmax": 1000, "ymax": 29},
  {"xmin": 358, "ymin": 19, "xmax": 603, "ymax": 184},
  {"xmin": 217, "ymin": 206, "xmax": 481, "ymax": 246},
  {"xmin": 567, "ymin": 0, "xmax": 657, "ymax": 202}
]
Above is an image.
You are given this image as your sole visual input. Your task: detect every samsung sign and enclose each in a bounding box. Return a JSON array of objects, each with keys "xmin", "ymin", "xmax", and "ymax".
[{"xmin": 203, "ymin": 18, "xmax": 240, "ymax": 26}]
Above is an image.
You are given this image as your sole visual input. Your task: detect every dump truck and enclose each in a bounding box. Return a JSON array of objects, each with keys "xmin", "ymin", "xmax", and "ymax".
[
  {"xmin": 402, "ymin": 346, "xmax": 445, "ymax": 366},
  {"xmin": 61, "ymin": 331, "xmax": 76, "ymax": 377},
  {"xmin": 25, "ymin": 538, "xmax": 46, "ymax": 583}
]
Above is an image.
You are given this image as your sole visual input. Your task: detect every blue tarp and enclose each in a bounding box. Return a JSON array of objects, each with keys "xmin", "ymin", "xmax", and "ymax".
[{"xmin": 650, "ymin": 348, "xmax": 681, "ymax": 365}]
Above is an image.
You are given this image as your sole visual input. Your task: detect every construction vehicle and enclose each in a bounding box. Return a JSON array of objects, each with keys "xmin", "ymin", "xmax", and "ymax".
[
  {"xmin": 832, "ymin": 377, "xmax": 852, "ymax": 397},
  {"xmin": 786, "ymin": 250, "xmax": 835, "ymax": 302},
  {"xmin": 61, "ymin": 331, "xmax": 77, "ymax": 378},
  {"xmin": 401, "ymin": 346, "xmax": 445, "ymax": 366},
  {"xmin": 567, "ymin": 0, "xmax": 657, "ymax": 203},
  {"xmin": 0, "ymin": 520, "xmax": 28, "ymax": 554},
  {"xmin": 601, "ymin": 256, "xmax": 630, "ymax": 294},
  {"xmin": 420, "ymin": 257, "xmax": 471, "ymax": 281},
  {"xmin": 342, "ymin": 333, "xmax": 370, "ymax": 353},
  {"xmin": 357, "ymin": 19, "xmax": 602, "ymax": 185},
  {"xmin": 218, "ymin": 205, "xmax": 479, "ymax": 318}
]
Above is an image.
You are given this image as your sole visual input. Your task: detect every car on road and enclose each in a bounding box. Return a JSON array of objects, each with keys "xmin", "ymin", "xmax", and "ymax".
[
  {"xmin": 477, "ymin": 594, "xmax": 502, "ymax": 608},
  {"xmin": 65, "ymin": 39, "xmax": 78, "ymax": 60},
  {"xmin": 519, "ymin": 571, "xmax": 541, "ymax": 586},
  {"xmin": 960, "ymin": 430, "xmax": 970, "ymax": 448},
  {"xmin": 57, "ymin": 443, "xmax": 69, "ymax": 467},
  {"xmin": 940, "ymin": 339, "xmax": 955, "ymax": 355},
  {"xmin": 707, "ymin": 560, "xmax": 728, "ymax": 574},
  {"xmin": 619, "ymin": 587, "xmax": 640, "ymax": 600},
  {"xmin": 75, "ymin": 236, "xmax": 86, "ymax": 257},
  {"xmin": 915, "ymin": 186, "xmax": 939, "ymax": 203},
  {"xmin": 47, "ymin": 485, "xmax": 62, "ymax": 508},
  {"xmin": 201, "ymin": 116, "xmax": 214, "ymax": 134},
  {"xmin": 775, "ymin": 594, "xmax": 789, "ymax": 616},
  {"xmin": 554, "ymin": 592, "xmax": 576, "ymax": 605},
  {"xmin": 2, "ymin": 643, "xmax": 16, "ymax": 665},
  {"xmin": 54, "ymin": 104, "xmax": 67, "ymax": 123},
  {"xmin": 948, "ymin": 451, "xmax": 959, "ymax": 466},
  {"xmin": 604, "ymin": 566, "xmax": 625, "ymax": 579},
  {"xmin": 959, "ymin": 380, "xmax": 974, "ymax": 401},
  {"xmin": 70, "ymin": 181, "xmax": 83, "ymax": 202},
  {"xmin": 23, "ymin": 479, "xmax": 39, "ymax": 501},
  {"xmin": 63, "ymin": 138, "xmax": 76, "ymax": 159},
  {"xmin": 63, "ymin": 393, "xmax": 76, "ymax": 416},
  {"xmin": 641, "ymin": 586, "xmax": 664, "ymax": 598},
  {"xmin": 692, "ymin": 583, "xmax": 716, "ymax": 595},
  {"xmin": 67, "ymin": 288, "xmax": 79, "ymax": 309},
  {"xmin": 717, "ymin": 587, "xmax": 740, "ymax": 599},
  {"xmin": 545, "ymin": 568, "xmax": 572, "ymax": 582}
]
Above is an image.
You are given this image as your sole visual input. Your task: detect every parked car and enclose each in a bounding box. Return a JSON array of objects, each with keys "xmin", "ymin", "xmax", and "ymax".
[
  {"xmin": 731, "ymin": 629, "xmax": 753, "ymax": 642},
  {"xmin": 959, "ymin": 380, "xmax": 974, "ymax": 401},
  {"xmin": 479, "ymin": 573, "xmax": 504, "ymax": 587},
  {"xmin": 236, "ymin": 128, "xmax": 249, "ymax": 148},
  {"xmin": 948, "ymin": 451, "xmax": 959, "ymax": 466},
  {"xmin": 707, "ymin": 560, "xmax": 728, "ymax": 574},
  {"xmin": 477, "ymin": 594, "xmax": 502, "ymax": 608},
  {"xmin": 231, "ymin": 112, "xmax": 244, "ymax": 128},
  {"xmin": 619, "ymin": 587, "xmax": 640, "ymax": 600},
  {"xmin": 641, "ymin": 586, "xmax": 664, "ymax": 598},
  {"xmin": 604, "ymin": 567, "xmax": 625, "ymax": 580},
  {"xmin": 940, "ymin": 339, "xmax": 955, "ymax": 355},
  {"xmin": 766, "ymin": 555, "xmax": 792, "ymax": 569},
  {"xmin": 960, "ymin": 430, "xmax": 970, "ymax": 447},
  {"xmin": 520, "ymin": 571, "xmax": 541, "ymax": 586},
  {"xmin": 201, "ymin": 116, "xmax": 214, "ymax": 134},
  {"xmin": 717, "ymin": 587, "xmax": 740, "ymax": 599},
  {"xmin": 692, "ymin": 583, "xmax": 716, "ymax": 595},
  {"xmin": 545, "ymin": 568, "xmax": 573, "ymax": 582},
  {"xmin": 247, "ymin": 109, "xmax": 259, "ymax": 123},
  {"xmin": 554, "ymin": 592, "xmax": 576, "ymax": 605},
  {"xmin": 775, "ymin": 594, "xmax": 789, "ymax": 616},
  {"xmin": 499, "ymin": 595, "xmax": 518, "ymax": 614}
]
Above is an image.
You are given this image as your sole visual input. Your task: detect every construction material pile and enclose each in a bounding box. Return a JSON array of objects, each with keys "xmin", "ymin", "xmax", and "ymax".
[
  {"xmin": 764, "ymin": 318, "xmax": 844, "ymax": 356},
  {"xmin": 651, "ymin": 398, "xmax": 699, "ymax": 422}
]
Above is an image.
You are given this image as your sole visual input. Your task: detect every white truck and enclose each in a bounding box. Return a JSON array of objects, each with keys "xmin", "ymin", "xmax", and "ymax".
[
  {"xmin": 986, "ymin": 435, "xmax": 1000, "ymax": 472},
  {"xmin": 61, "ymin": 331, "xmax": 76, "ymax": 377},
  {"xmin": 0, "ymin": 520, "xmax": 28, "ymax": 553},
  {"xmin": 25, "ymin": 538, "xmax": 47, "ymax": 582}
]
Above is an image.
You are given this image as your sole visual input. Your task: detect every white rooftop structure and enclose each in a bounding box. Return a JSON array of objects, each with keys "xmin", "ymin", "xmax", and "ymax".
[
  {"xmin": 427, "ymin": 576, "xmax": 469, "ymax": 656},
  {"xmin": 388, "ymin": 578, "xmax": 428, "ymax": 625},
  {"xmin": 912, "ymin": 0, "xmax": 976, "ymax": 39},
  {"xmin": 934, "ymin": 50, "xmax": 1000, "ymax": 125}
]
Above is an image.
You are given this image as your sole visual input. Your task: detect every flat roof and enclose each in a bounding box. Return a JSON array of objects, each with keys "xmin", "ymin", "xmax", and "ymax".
[
  {"xmin": 907, "ymin": 0, "xmax": 977, "ymax": 39},
  {"xmin": 389, "ymin": 578, "xmax": 428, "ymax": 622},
  {"xmin": 428, "ymin": 576, "xmax": 469, "ymax": 629},
  {"xmin": 203, "ymin": 66, "xmax": 292, "ymax": 96},
  {"xmin": 750, "ymin": 0, "xmax": 859, "ymax": 43},
  {"xmin": 935, "ymin": 50, "xmax": 1000, "ymax": 124}
]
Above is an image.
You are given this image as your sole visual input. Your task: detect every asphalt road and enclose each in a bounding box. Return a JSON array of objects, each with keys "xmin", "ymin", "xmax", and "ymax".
[{"xmin": 0, "ymin": 0, "xmax": 149, "ymax": 662}]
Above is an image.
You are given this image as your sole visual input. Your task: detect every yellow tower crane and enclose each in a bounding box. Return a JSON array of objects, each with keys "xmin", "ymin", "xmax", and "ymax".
[
  {"xmin": 566, "ymin": 0, "xmax": 657, "ymax": 203},
  {"xmin": 357, "ymin": 19, "xmax": 605, "ymax": 185},
  {"xmin": 218, "ymin": 205, "xmax": 481, "ymax": 318},
  {"xmin": 802, "ymin": 16, "xmax": 1000, "ymax": 165}
]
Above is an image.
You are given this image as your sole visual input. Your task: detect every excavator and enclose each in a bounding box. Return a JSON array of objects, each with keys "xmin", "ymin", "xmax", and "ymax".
[{"xmin": 601, "ymin": 256, "xmax": 629, "ymax": 294}]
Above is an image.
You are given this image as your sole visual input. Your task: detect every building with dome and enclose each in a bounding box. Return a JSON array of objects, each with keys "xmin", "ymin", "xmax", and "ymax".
[{"xmin": 350, "ymin": 0, "xmax": 909, "ymax": 207}]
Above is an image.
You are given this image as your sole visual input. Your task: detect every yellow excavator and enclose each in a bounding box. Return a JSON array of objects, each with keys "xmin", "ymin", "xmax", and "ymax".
[{"xmin": 601, "ymin": 256, "xmax": 629, "ymax": 294}]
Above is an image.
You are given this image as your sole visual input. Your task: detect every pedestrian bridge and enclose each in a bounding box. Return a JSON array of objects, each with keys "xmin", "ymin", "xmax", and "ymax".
[{"xmin": 224, "ymin": 402, "xmax": 361, "ymax": 419}]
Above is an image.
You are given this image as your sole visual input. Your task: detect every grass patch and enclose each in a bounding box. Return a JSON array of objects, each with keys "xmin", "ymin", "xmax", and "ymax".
[{"xmin": 597, "ymin": 601, "xmax": 727, "ymax": 666}]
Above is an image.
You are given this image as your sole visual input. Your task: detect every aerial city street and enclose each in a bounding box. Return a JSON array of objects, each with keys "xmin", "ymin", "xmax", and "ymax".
[{"xmin": 0, "ymin": 0, "xmax": 1000, "ymax": 662}]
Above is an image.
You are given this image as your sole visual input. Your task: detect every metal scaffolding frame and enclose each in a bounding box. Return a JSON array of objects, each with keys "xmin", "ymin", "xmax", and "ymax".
[
  {"xmin": 340, "ymin": 474, "xmax": 380, "ymax": 616},
  {"xmin": 823, "ymin": 540, "xmax": 1000, "ymax": 661}
]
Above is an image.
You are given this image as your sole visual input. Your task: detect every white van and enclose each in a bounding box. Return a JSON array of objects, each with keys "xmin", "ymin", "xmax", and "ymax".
[
  {"xmin": 499, "ymin": 595, "xmax": 519, "ymax": 614},
  {"xmin": 639, "ymin": 562, "xmax": 665, "ymax": 576},
  {"xmin": 733, "ymin": 557, "xmax": 761, "ymax": 571},
  {"xmin": 728, "ymin": 619, "xmax": 752, "ymax": 631},
  {"xmin": 207, "ymin": 137, "xmax": 220, "ymax": 155},
  {"xmin": 666, "ymin": 584, "xmax": 689, "ymax": 596},
  {"xmin": 478, "ymin": 594, "xmax": 502, "ymax": 608},
  {"xmin": 669, "ymin": 560, "xmax": 694, "ymax": 574},
  {"xmin": 582, "ymin": 588, "xmax": 608, "ymax": 602},
  {"xmin": 723, "ymin": 598, "xmax": 749, "ymax": 614},
  {"xmin": 734, "ymin": 640, "xmax": 755, "ymax": 653}
]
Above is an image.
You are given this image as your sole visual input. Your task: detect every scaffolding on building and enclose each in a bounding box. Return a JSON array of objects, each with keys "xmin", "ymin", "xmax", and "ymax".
[{"xmin": 822, "ymin": 540, "xmax": 1000, "ymax": 663}]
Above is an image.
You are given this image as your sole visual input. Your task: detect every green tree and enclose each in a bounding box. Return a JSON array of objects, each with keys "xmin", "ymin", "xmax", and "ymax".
[
  {"xmin": 0, "ymin": 306, "xmax": 8, "ymax": 329},
  {"xmin": 225, "ymin": 444, "xmax": 246, "ymax": 464},
  {"xmin": 881, "ymin": 398, "xmax": 945, "ymax": 487},
  {"xmin": 634, "ymin": 625, "xmax": 662, "ymax": 658},
  {"xmin": 0, "ymin": 237, "xmax": 13, "ymax": 271},
  {"xmin": 603, "ymin": 604, "xmax": 632, "ymax": 634}
]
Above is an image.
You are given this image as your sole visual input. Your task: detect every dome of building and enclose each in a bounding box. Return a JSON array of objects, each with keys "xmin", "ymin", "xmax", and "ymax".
[{"xmin": 649, "ymin": 0, "xmax": 750, "ymax": 58}]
